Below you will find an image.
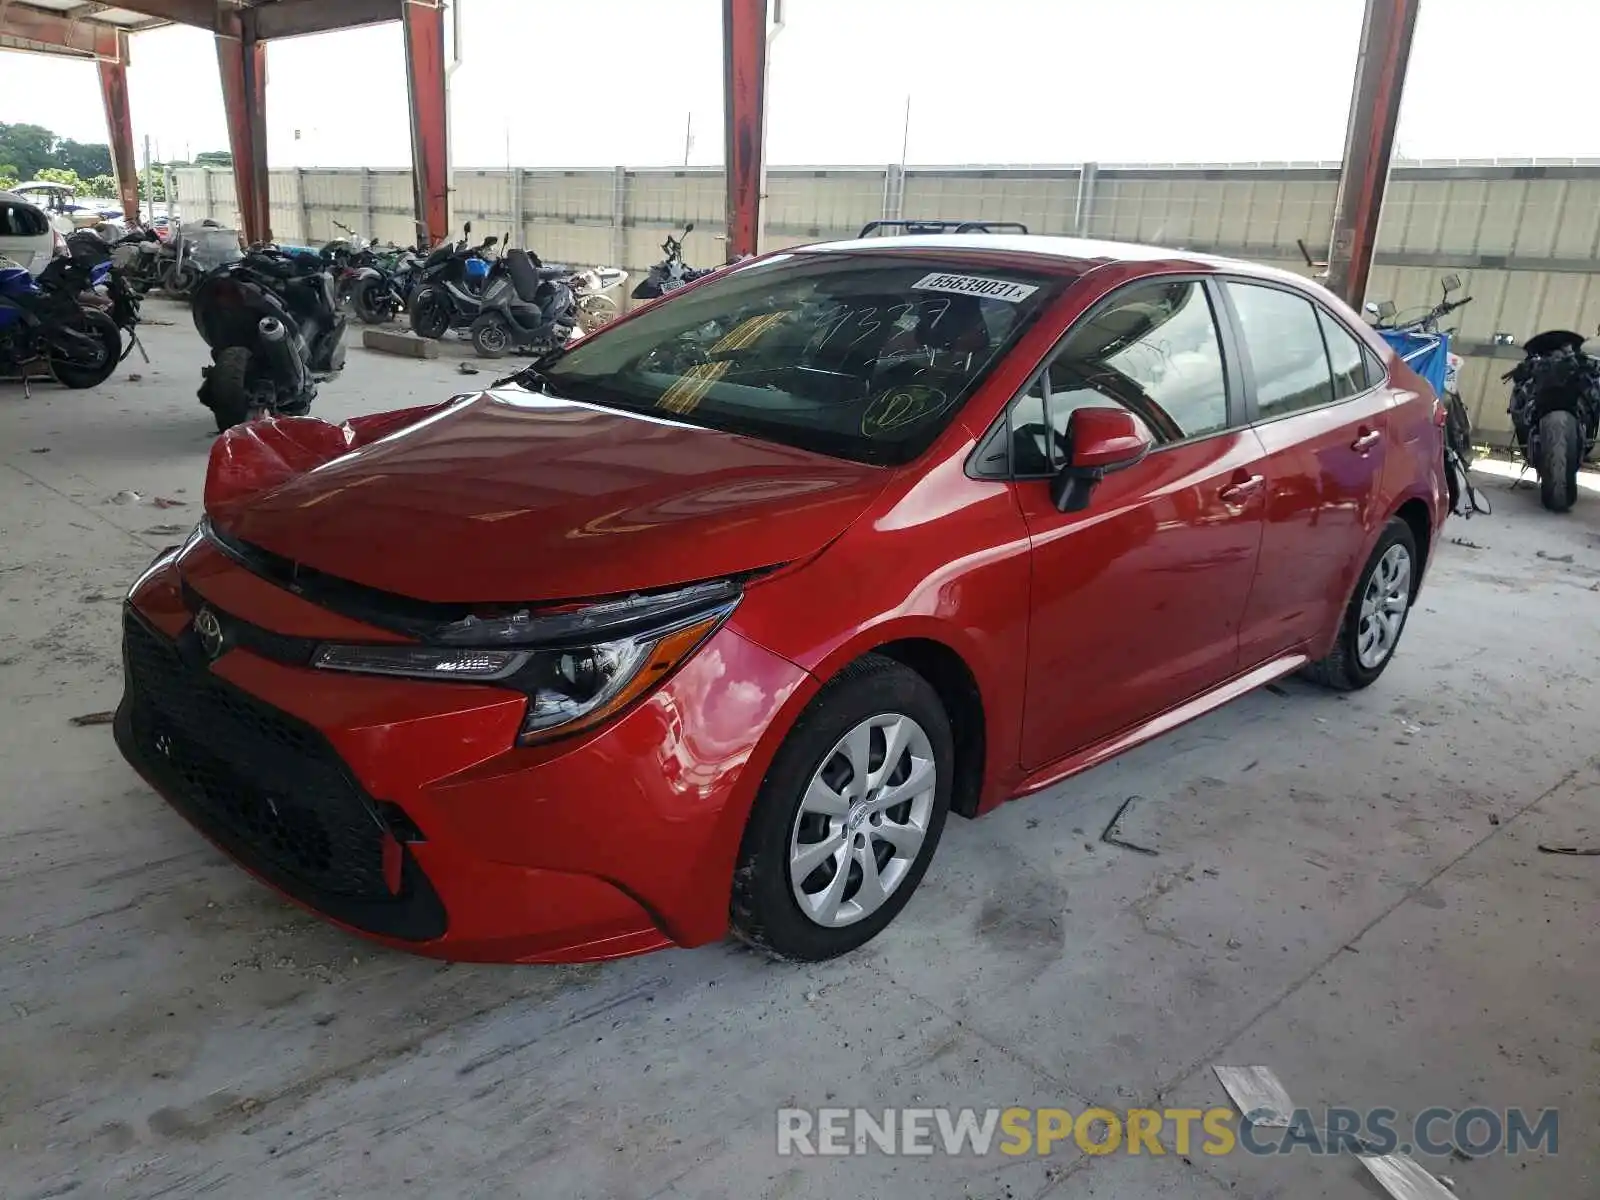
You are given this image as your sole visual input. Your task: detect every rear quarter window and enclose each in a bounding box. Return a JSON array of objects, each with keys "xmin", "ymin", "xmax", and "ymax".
[{"xmin": 0, "ymin": 202, "xmax": 50, "ymax": 238}]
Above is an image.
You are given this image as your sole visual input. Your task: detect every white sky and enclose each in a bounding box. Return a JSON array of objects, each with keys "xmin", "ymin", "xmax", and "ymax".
[{"xmin": 2, "ymin": 0, "xmax": 1597, "ymax": 170}]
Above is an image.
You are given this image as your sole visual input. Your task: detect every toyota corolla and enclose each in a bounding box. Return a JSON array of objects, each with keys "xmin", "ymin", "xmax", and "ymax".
[{"xmin": 116, "ymin": 229, "xmax": 1447, "ymax": 963}]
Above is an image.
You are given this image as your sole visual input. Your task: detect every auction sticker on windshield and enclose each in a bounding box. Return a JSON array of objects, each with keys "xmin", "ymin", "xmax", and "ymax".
[{"xmin": 912, "ymin": 273, "xmax": 1039, "ymax": 303}]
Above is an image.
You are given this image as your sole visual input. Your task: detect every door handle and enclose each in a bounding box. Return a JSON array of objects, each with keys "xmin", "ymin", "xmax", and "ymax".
[
  {"xmin": 1219, "ymin": 474, "xmax": 1265, "ymax": 503},
  {"xmin": 1351, "ymin": 429, "xmax": 1382, "ymax": 452}
]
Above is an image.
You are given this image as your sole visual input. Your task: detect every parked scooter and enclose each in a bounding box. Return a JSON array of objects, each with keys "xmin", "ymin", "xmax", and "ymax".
[
  {"xmin": 190, "ymin": 247, "xmax": 347, "ymax": 431},
  {"xmin": 109, "ymin": 225, "xmax": 171, "ymax": 295},
  {"xmin": 631, "ymin": 223, "xmax": 715, "ymax": 300},
  {"xmin": 468, "ymin": 248, "xmax": 580, "ymax": 358},
  {"xmin": 350, "ymin": 245, "xmax": 424, "ymax": 325},
  {"xmin": 0, "ymin": 254, "xmax": 123, "ymax": 391},
  {"xmin": 1501, "ymin": 328, "xmax": 1600, "ymax": 512},
  {"xmin": 164, "ymin": 221, "xmax": 243, "ymax": 298},
  {"xmin": 567, "ymin": 265, "xmax": 628, "ymax": 333},
  {"xmin": 61, "ymin": 229, "xmax": 145, "ymax": 363},
  {"xmin": 408, "ymin": 222, "xmax": 499, "ymax": 339}
]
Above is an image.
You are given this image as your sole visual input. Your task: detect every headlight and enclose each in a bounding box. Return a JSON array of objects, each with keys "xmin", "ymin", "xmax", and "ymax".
[{"xmin": 310, "ymin": 582, "xmax": 738, "ymax": 745}]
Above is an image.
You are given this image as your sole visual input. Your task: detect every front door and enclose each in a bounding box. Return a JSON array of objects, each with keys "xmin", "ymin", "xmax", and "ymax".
[
  {"xmin": 1010, "ymin": 277, "xmax": 1268, "ymax": 771},
  {"xmin": 1220, "ymin": 282, "xmax": 1392, "ymax": 665}
]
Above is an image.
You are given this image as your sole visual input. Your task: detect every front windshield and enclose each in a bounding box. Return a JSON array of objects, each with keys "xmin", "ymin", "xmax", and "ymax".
[{"xmin": 542, "ymin": 252, "xmax": 1059, "ymax": 465}]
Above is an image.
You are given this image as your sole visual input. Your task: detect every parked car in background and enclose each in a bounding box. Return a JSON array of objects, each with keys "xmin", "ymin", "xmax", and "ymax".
[
  {"xmin": 116, "ymin": 226, "xmax": 1447, "ymax": 966},
  {"xmin": 11, "ymin": 181, "xmax": 123, "ymax": 236},
  {"xmin": 0, "ymin": 191, "xmax": 56, "ymax": 274}
]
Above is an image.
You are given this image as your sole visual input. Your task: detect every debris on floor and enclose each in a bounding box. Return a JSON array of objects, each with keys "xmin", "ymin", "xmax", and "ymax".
[
  {"xmin": 69, "ymin": 711, "xmax": 115, "ymax": 727},
  {"xmin": 108, "ymin": 490, "xmax": 142, "ymax": 505},
  {"xmin": 1536, "ymin": 843, "xmax": 1600, "ymax": 856},
  {"xmin": 142, "ymin": 524, "xmax": 187, "ymax": 536},
  {"xmin": 1212, "ymin": 1065, "xmax": 1294, "ymax": 1127},
  {"xmin": 1360, "ymin": 1152, "xmax": 1459, "ymax": 1199},
  {"xmin": 458, "ymin": 362, "xmax": 480, "ymax": 375},
  {"xmin": 1449, "ymin": 537, "xmax": 1485, "ymax": 549},
  {"xmin": 1100, "ymin": 796, "xmax": 1158, "ymax": 855},
  {"xmin": 151, "ymin": 496, "xmax": 188, "ymax": 509},
  {"xmin": 1535, "ymin": 551, "xmax": 1574, "ymax": 563},
  {"xmin": 29, "ymin": 447, "xmax": 49, "ymax": 454}
]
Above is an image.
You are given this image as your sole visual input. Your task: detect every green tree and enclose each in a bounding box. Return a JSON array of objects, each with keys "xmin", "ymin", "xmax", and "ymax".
[
  {"xmin": 85, "ymin": 175, "xmax": 119, "ymax": 200},
  {"xmin": 0, "ymin": 165, "xmax": 19, "ymax": 190},
  {"xmin": 0, "ymin": 123, "xmax": 57, "ymax": 181},
  {"xmin": 54, "ymin": 138, "xmax": 112, "ymax": 178},
  {"xmin": 34, "ymin": 166, "xmax": 85, "ymax": 192},
  {"xmin": 194, "ymin": 150, "xmax": 233, "ymax": 168}
]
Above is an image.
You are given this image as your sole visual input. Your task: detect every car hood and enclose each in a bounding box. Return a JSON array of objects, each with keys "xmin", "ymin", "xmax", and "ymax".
[{"xmin": 211, "ymin": 389, "xmax": 890, "ymax": 603}]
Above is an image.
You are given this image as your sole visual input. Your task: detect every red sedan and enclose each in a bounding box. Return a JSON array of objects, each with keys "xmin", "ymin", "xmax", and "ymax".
[{"xmin": 116, "ymin": 231, "xmax": 1447, "ymax": 963}]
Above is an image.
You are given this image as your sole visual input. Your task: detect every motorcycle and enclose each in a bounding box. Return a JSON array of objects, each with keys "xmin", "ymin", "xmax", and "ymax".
[
  {"xmin": 567, "ymin": 265, "xmax": 629, "ymax": 333},
  {"xmin": 467, "ymin": 248, "xmax": 580, "ymax": 358},
  {"xmin": 164, "ymin": 221, "xmax": 243, "ymax": 298},
  {"xmin": 109, "ymin": 225, "xmax": 171, "ymax": 295},
  {"xmin": 1368, "ymin": 275, "xmax": 1485, "ymax": 516},
  {"xmin": 631, "ymin": 223, "xmax": 715, "ymax": 300},
  {"xmin": 0, "ymin": 254, "xmax": 123, "ymax": 391},
  {"xmin": 408, "ymin": 222, "xmax": 499, "ymax": 340},
  {"xmin": 61, "ymin": 229, "xmax": 145, "ymax": 363},
  {"xmin": 190, "ymin": 246, "xmax": 347, "ymax": 431},
  {"xmin": 1500, "ymin": 328, "xmax": 1600, "ymax": 512},
  {"xmin": 350, "ymin": 244, "xmax": 425, "ymax": 325}
]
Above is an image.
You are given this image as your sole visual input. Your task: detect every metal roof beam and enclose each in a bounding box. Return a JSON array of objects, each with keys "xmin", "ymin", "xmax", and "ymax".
[
  {"xmin": 251, "ymin": 0, "xmax": 401, "ymax": 41},
  {"xmin": 0, "ymin": 2, "xmax": 122, "ymax": 58}
]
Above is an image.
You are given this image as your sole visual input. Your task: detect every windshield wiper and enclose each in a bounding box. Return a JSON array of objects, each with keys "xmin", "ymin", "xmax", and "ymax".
[{"xmin": 491, "ymin": 349, "xmax": 568, "ymax": 393}]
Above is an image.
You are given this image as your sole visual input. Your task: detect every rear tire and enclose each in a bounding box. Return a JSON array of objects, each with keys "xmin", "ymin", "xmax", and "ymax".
[
  {"xmin": 1303, "ymin": 517, "xmax": 1418, "ymax": 692},
  {"xmin": 47, "ymin": 309, "xmax": 122, "ymax": 389},
  {"xmin": 729, "ymin": 655, "xmax": 952, "ymax": 962},
  {"xmin": 469, "ymin": 314, "xmax": 512, "ymax": 359},
  {"xmin": 354, "ymin": 280, "xmax": 391, "ymax": 325},
  {"xmin": 206, "ymin": 347, "xmax": 257, "ymax": 432},
  {"xmin": 408, "ymin": 289, "xmax": 450, "ymax": 340},
  {"xmin": 1537, "ymin": 409, "xmax": 1580, "ymax": 513}
]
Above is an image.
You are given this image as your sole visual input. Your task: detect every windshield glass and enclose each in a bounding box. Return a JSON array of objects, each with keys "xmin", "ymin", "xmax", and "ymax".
[{"xmin": 542, "ymin": 252, "xmax": 1059, "ymax": 464}]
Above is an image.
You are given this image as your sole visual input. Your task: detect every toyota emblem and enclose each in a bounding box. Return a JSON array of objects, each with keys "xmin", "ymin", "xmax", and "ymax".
[{"xmin": 193, "ymin": 607, "xmax": 225, "ymax": 660}]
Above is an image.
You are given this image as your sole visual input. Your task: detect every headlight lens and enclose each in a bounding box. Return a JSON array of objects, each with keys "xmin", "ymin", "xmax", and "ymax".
[{"xmin": 310, "ymin": 583, "xmax": 738, "ymax": 745}]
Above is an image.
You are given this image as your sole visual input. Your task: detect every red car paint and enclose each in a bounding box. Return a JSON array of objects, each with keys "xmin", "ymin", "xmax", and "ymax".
[{"xmin": 117, "ymin": 235, "xmax": 1447, "ymax": 963}]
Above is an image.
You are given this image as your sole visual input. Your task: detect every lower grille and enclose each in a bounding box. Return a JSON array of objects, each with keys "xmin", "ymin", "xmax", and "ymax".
[{"xmin": 118, "ymin": 607, "xmax": 446, "ymax": 940}]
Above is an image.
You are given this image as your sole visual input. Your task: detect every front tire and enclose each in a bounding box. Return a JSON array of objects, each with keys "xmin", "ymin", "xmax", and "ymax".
[
  {"xmin": 408, "ymin": 289, "xmax": 451, "ymax": 340},
  {"xmin": 1303, "ymin": 518, "xmax": 1418, "ymax": 691},
  {"xmin": 1536, "ymin": 409, "xmax": 1580, "ymax": 512},
  {"xmin": 354, "ymin": 280, "xmax": 391, "ymax": 325},
  {"xmin": 730, "ymin": 655, "xmax": 952, "ymax": 962}
]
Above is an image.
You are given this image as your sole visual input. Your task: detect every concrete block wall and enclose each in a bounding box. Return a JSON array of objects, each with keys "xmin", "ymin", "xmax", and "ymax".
[{"xmin": 170, "ymin": 160, "xmax": 1600, "ymax": 446}]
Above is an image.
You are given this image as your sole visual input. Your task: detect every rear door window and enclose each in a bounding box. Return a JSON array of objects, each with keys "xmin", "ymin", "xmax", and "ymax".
[{"xmin": 1226, "ymin": 282, "xmax": 1336, "ymax": 419}]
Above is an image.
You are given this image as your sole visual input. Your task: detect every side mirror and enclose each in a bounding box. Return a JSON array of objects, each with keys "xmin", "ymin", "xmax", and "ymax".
[
  {"xmin": 1376, "ymin": 300, "xmax": 1397, "ymax": 321},
  {"xmin": 1441, "ymin": 273, "xmax": 1461, "ymax": 293},
  {"xmin": 684, "ymin": 222, "xmax": 695, "ymax": 234},
  {"xmin": 482, "ymin": 236, "xmax": 498, "ymax": 248},
  {"xmin": 1048, "ymin": 408, "xmax": 1153, "ymax": 513},
  {"xmin": 1364, "ymin": 302, "xmax": 1380, "ymax": 315},
  {"xmin": 464, "ymin": 221, "xmax": 473, "ymax": 235}
]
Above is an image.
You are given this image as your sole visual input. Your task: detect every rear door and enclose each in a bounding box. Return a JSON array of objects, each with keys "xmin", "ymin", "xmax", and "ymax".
[
  {"xmin": 1002, "ymin": 276, "xmax": 1270, "ymax": 770},
  {"xmin": 1221, "ymin": 280, "xmax": 1393, "ymax": 665},
  {"xmin": 0, "ymin": 198, "xmax": 52, "ymax": 274}
]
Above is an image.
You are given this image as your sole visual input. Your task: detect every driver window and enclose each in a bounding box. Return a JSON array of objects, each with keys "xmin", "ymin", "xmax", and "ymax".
[{"xmin": 1008, "ymin": 278, "xmax": 1228, "ymax": 474}]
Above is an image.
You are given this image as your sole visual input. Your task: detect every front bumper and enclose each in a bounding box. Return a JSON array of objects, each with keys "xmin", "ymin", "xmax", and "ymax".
[{"xmin": 116, "ymin": 546, "xmax": 809, "ymax": 963}]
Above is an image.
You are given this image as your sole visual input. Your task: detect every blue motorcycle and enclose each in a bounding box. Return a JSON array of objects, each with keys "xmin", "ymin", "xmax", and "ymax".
[{"xmin": 0, "ymin": 254, "xmax": 123, "ymax": 391}]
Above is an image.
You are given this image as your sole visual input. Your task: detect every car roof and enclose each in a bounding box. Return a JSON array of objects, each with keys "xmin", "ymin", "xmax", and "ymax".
[{"xmin": 802, "ymin": 232, "xmax": 1313, "ymax": 287}]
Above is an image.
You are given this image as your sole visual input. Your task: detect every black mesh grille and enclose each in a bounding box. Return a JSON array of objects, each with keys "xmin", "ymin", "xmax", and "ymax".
[{"xmin": 122, "ymin": 610, "xmax": 392, "ymax": 901}]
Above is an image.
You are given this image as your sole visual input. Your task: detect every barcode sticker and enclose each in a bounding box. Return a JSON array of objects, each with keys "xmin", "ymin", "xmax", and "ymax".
[{"xmin": 912, "ymin": 272, "xmax": 1038, "ymax": 303}]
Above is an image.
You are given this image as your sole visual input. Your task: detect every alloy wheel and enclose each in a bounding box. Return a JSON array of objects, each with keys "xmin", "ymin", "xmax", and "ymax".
[
  {"xmin": 1356, "ymin": 543, "xmax": 1411, "ymax": 669},
  {"xmin": 788, "ymin": 712, "xmax": 936, "ymax": 928}
]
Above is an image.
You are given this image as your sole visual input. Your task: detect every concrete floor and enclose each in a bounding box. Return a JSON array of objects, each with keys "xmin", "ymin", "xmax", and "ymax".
[{"xmin": 2, "ymin": 306, "xmax": 1597, "ymax": 1200}]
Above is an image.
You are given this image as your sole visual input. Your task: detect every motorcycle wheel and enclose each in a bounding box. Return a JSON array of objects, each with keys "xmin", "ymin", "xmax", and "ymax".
[
  {"xmin": 1444, "ymin": 392, "xmax": 1474, "ymax": 469},
  {"xmin": 470, "ymin": 315, "xmax": 512, "ymax": 359},
  {"xmin": 354, "ymin": 280, "xmax": 392, "ymax": 325},
  {"xmin": 577, "ymin": 294, "xmax": 619, "ymax": 333},
  {"xmin": 164, "ymin": 262, "xmax": 201, "ymax": 296},
  {"xmin": 47, "ymin": 310, "xmax": 122, "ymax": 389},
  {"xmin": 1536, "ymin": 409, "xmax": 1581, "ymax": 513},
  {"xmin": 206, "ymin": 346, "xmax": 259, "ymax": 432},
  {"xmin": 409, "ymin": 289, "xmax": 451, "ymax": 340}
]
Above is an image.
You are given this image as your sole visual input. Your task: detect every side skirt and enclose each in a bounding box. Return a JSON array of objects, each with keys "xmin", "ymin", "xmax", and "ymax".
[{"xmin": 1009, "ymin": 652, "xmax": 1309, "ymax": 801}]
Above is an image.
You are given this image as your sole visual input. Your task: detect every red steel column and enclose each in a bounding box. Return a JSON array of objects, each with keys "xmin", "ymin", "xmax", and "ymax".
[
  {"xmin": 1325, "ymin": 0, "xmax": 1422, "ymax": 308},
  {"xmin": 403, "ymin": 0, "xmax": 450, "ymax": 248},
  {"xmin": 216, "ymin": 15, "xmax": 271, "ymax": 244},
  {"xmin": 722, "ymin": 0, "xmax": 767, "ymax": 260},
  {"xmin": 97, "ymin": 34, "xmax": 140, "ymax": 225}
]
